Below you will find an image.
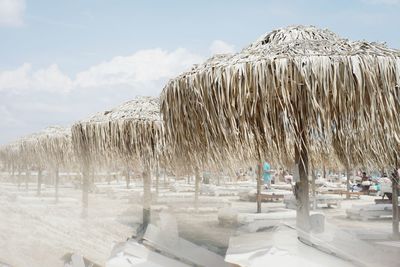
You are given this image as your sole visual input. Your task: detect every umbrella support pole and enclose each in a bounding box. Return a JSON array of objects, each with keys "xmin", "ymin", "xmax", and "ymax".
[
  {"xmin": 346, "ymin": 164, "xmax": 351, "ymax": 200},
  {"xmin": 126, "ymin": 167, "xmax": 130, "ymax": 189},
  {"xmin": 11, "ymin": 164, "xmax": 15, "ymax": 180},
  {"xmin": 392, "ymin": 164, "xmax": 399, "ymax": 239},
  {"xmin": 194, "ymin": 167, "xmax": 201, "ymax": 212},
  {"xmin": 37, "ymin": 168, "xmax": 42, "ymax": 196},
  {"xmin": 156, "ymin": 163, "xmax": 160, "ymax": 196},
  {"xmin": 257, "ymin": 163, "xmax": 262, "ymax": 213},
  {"xmin": 25, "ymin": 170, "xmax": 30, "ymax": 191},
  {"xmin": 55, "ymin": 166, "xmax": 59, "ymax": 203},
  {"xmin": 311, "ymin": 166, "xmax": 317, "ymax": 210},
  {"xmin": 17, "ymin": 168, "xmax": 21, "ymax": 189},
  {"xmin": 82, "ymin": 163, "xmax": 89, "ymax": 218},
  {"xmin": 143, "ymin": 165, "xmax": 151, "ymax": 232},
  {"xmin": 295, "ymin": 137, "xmax": 311, "ymax": 232}
]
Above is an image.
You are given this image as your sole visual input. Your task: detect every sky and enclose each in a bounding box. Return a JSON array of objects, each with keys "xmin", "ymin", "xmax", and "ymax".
[{"xmin": 0, "ymin": 0, "xmax": 399, "ymax": 145}]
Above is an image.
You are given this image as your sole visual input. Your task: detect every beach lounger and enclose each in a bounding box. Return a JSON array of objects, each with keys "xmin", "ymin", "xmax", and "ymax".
[
  {"xmin": 284, "ymin": 194, "xmax": 342, "ymax": 209},
  {"xmin": 346, "ymin": 203, "xmax": 400, "ymax": 221}
]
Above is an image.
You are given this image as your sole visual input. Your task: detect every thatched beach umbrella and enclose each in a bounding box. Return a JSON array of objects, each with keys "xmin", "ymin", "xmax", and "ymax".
[
  {"xmin": 72, "ymin": 96, "xmax": 163, "ymax": 229},
  {"xmin": 161, "ymin": 25, "xmax": 400, "ymax": 233},
  {"xmin": 0, "ymin": 141, "xmax": 23, "ymax": 181},
  {"xmin": 0, "ymin": 126, "xmax": 72, "ymax": 196},
  {"xmin": 20, "ymin": 126, "xmax": 73, "ymax": 198}
]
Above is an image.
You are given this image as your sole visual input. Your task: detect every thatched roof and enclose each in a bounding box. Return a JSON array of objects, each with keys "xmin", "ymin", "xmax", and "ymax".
[
  {"xmin": 161, "ymin": 25, "xmax": 400, "ymax": 169},
  {"xmin": 0, "ymin": 141, "xmax": 22, "ymax": 168},
  {"xmin": 20, "ymin": 126, "xmax": 72, "ymax": 168},
  {"xmin": 0, "ymin": 126, "xmax": 72, "ymax": 169},
  {"xmin": 71, "ymin": 96, "xmax": 163, "ymax": 169}
]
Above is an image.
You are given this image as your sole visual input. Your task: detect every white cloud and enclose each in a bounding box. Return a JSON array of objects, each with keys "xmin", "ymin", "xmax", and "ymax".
[
  {"xmin": 209, "ymin": 40, "xmax": 235, "ymax": 55},
  {"xmin": 0, "ymin": 105, "xmax": 23, "ymax": 126},
  {"xmin": 0, "ymin": 47, "xmax": 203, "ymax": 96},
  {"xmin": 0, "ymin": 44, "xmax": 229, "ymax": 95},
  {"xmin": 75, "ymin": 48, "xmax": 203, "ymax": 88},
  {"xmin": 0, "ymin": 63, "xmax": 72, "ymax": 93},
  {"xmin": 0, "ymin": 63, "xmax": 31, "ymax": 91},
  {"xmin": 32, "ymin": 64, "xmax": 73, "ymax": 92},
  {"xmin": 0, "ymin": 0, "xmax": 25, "ymax": 27}
]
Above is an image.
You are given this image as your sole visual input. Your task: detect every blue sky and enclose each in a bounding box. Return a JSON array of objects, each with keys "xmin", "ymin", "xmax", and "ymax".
[{"xmin": 0, "ymin": 0, "xmax": 399, "ymax": 144}]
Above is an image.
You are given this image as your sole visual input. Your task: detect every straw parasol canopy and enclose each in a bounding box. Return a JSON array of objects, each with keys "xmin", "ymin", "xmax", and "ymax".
[
  {"xmin": 0, "ymin": 126, "xmax": 72, "ymax": 197},
  {"xmin": 20, "ymin": 126, "xmax": 73, "ymax": 169},
  {"xmin": 162, "ymin": 25, "xmax": 400, "ymax": 168},
  {"xmin": 21, "ymin": 126, "xmax": 73, "ymax": 197},
  {"xmin": 71, "ymin": 96, "xmax": 163, "ymax": 225},
  {"xmin": 0, "ymin": 126, "xmax": 72, "ymax": 170},
  {"xmin": 72, "ymin": 96, "xmax": 163, "ymax": 169},
  {"xmin": 161, "ymin": 25, "xmax": 400, "ymax": 231},
  {"xmin": 0, "ymin": 141, "xmax": 23, "ymax": 171}
]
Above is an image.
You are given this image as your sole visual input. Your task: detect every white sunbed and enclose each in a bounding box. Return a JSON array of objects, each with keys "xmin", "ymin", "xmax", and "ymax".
[
  {"xmin": 224, "ymin": 226, "xmax": 355, "ymax": 267},
  {"xmin": 346, "ymin": 201, "xmax": 400, "ymax": 221},
  {"xmin": 284, "ymin": 194, "xmax": 342, "ymax": 209}
]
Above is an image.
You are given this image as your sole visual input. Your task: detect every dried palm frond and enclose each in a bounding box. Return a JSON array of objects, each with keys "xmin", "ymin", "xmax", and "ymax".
[
  {"xmin": 0, "ymin": 141, "xmax": 23, "ymax": 169},
  {"xmin": 71, "ymin": 96, "xmax": 163, "ymax": 170},
  {"xmin": 161, "ymin": 25, "xmax": 400, "ymax": 171},
  {"xmin": 19, "ymin": 126, "xmax": 73, "ymax": 168},
  {"xmin": 0, "ymin": 126, "xmax": 72, "ymax": 170}
]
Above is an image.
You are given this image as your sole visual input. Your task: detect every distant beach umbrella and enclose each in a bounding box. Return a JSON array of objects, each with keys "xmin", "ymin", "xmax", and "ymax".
[{"xmin": 72, "ymin": 96, "xmax": 163, "ymax": 230}]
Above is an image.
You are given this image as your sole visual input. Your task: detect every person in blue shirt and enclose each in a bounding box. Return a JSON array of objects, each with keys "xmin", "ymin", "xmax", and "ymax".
[{"xmin": 263, "ymin": 162, "xmax": 272, "ymax": 189}]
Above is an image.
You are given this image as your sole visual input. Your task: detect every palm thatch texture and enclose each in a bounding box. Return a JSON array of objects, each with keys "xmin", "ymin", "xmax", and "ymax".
[
  {"xmin": 161, "ymin": 25, "xmax": 400, "ymax": 233},
  {"xmin": 20, "ymin": 126, "xmax": 72, "ymax": 166},
  {"xmin": 0, "ymin": 141, "xmax": 26, "ymax": 190},
  {"xmin": 0, "ymin": 141, "xmax": 22, "ymax": 178},
  {"xmin": 72, "ymin": 96, "xmax": 163, "ymax": 227},
  {"xmin": 20, "ymin": 126, "xmax": 73, "ymax": 198},
  {"xmin": 0, "ymin": 126, "xmax": 72, "ymax": 196}
]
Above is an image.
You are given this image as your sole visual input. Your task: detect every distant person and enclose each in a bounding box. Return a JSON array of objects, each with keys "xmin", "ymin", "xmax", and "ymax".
[
  {"xmin": 361, "ymin": 172, "xmax": 369, "ymax": 181},
  {"xmin": 284, "ymin": 170, "xmax": 293, "ymax": 184},
  {"xmin": 263, "ymin": 162, "xmax": 272, "ymax": 189},
  {"xmin": 361, "ymin": 172, "xmax": 371, "ymax": 193},
  {"xmin": 379, "ymin": 173, "xmax": 392, "ymax": 200}
]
